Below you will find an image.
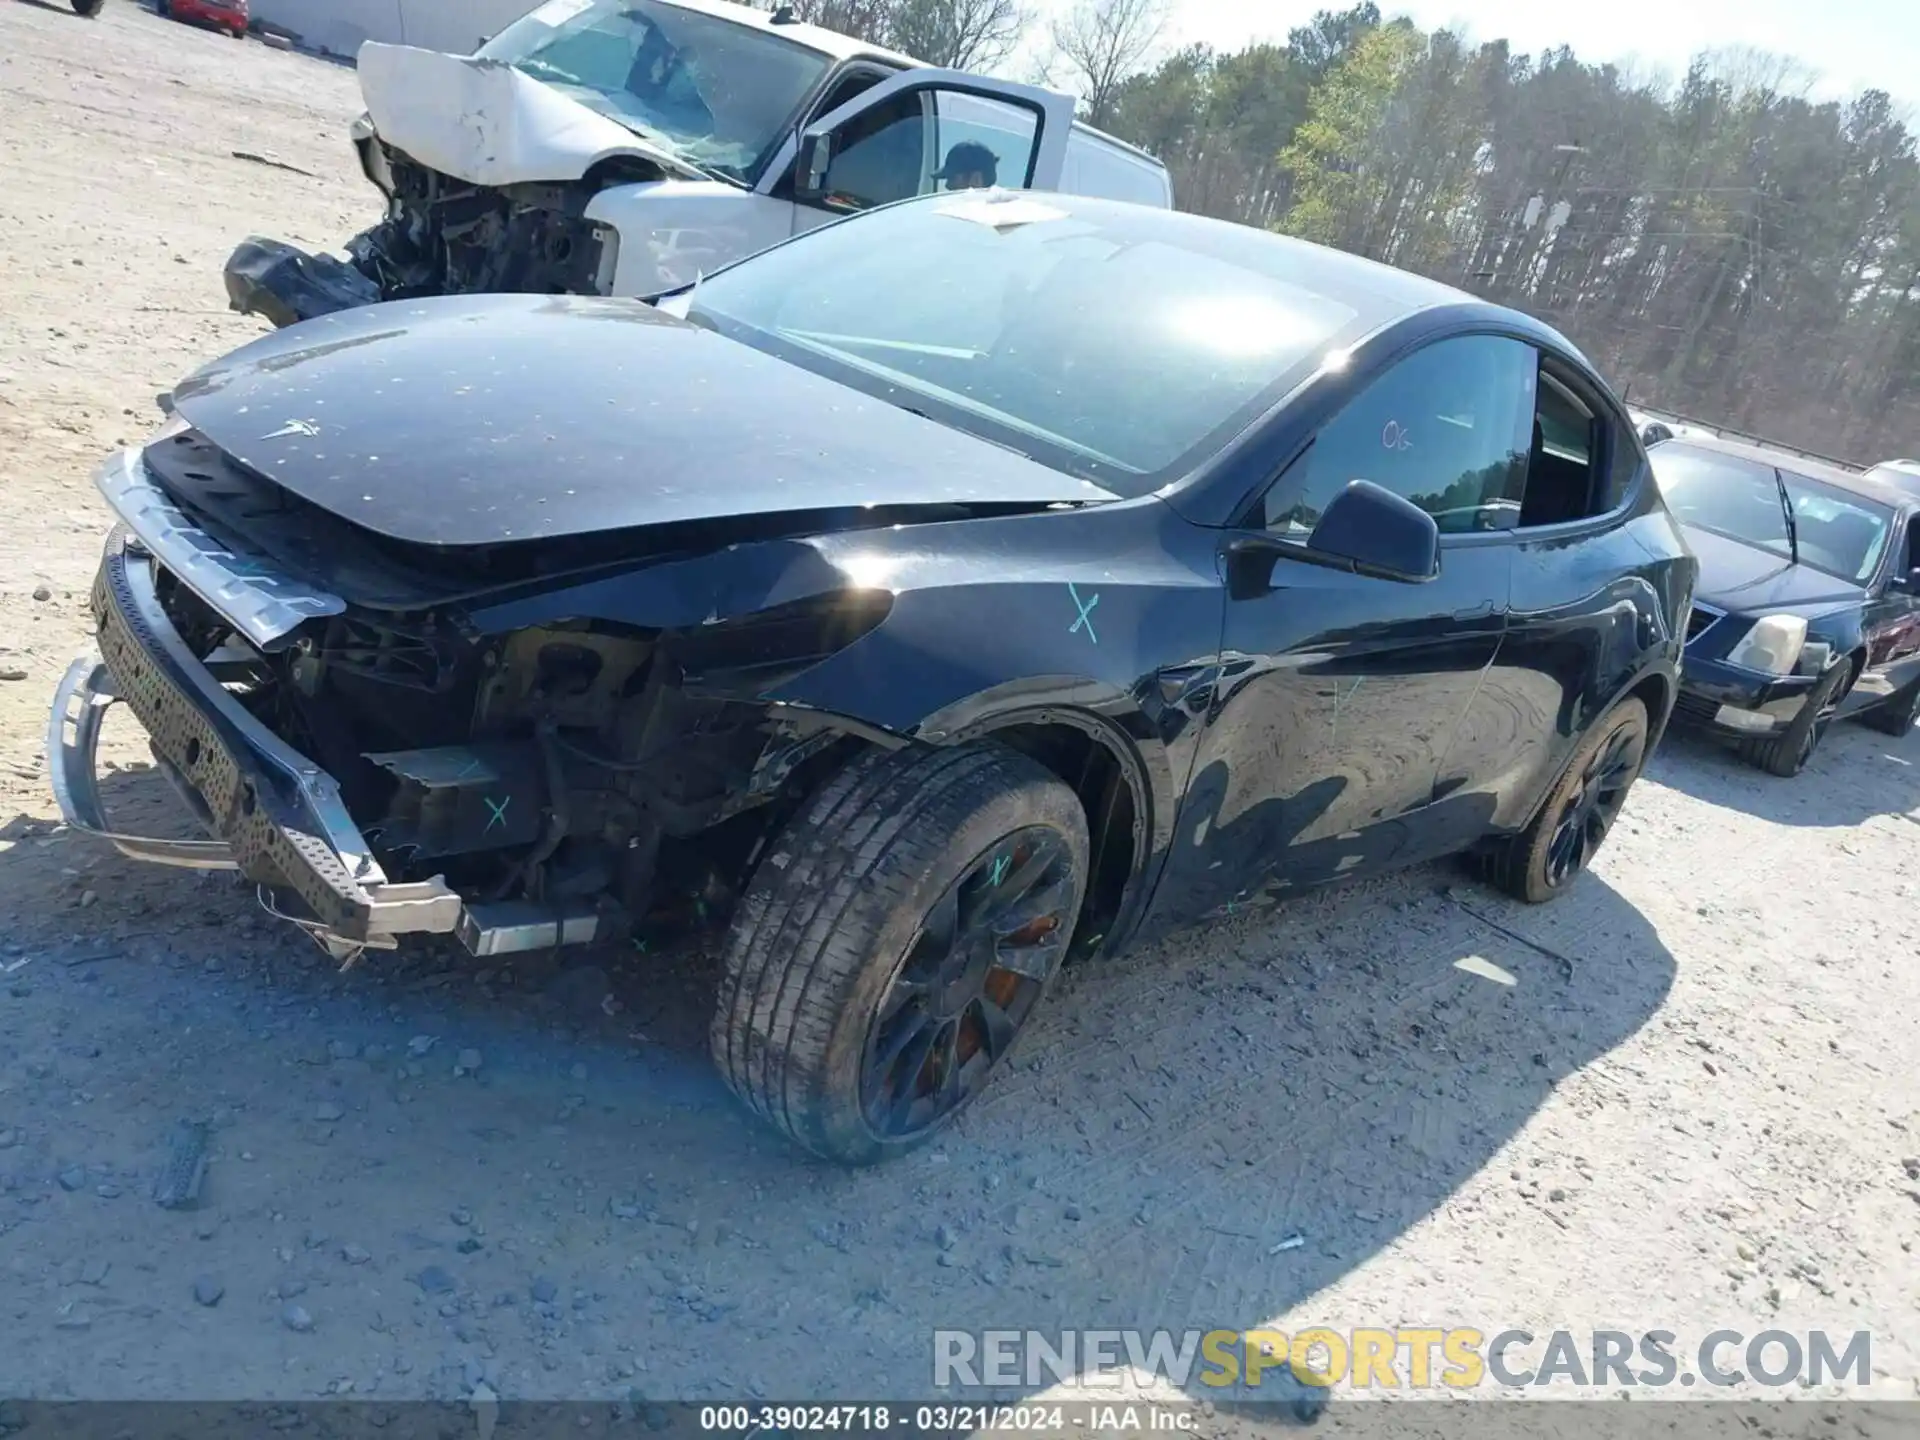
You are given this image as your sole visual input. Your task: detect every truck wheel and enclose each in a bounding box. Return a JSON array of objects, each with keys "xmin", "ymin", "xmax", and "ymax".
[
  {"xmin": 1481, "ymin": 696, "xmax": 1649, "ymax": 904},
  {"xmin": 712, "ymin": 743, "xmax": 1089, "ymax": 1164},
  {"xmin": 1738, "ymin": 662, "xmax": 1850, "ymax": 776},
  {"xmin": 1861, "ymin": 673, "xmax": 1920, "ymax": 737}
]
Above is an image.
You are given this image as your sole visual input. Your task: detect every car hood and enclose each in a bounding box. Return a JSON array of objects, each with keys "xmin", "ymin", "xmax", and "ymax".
[
  {"xmin": 1682, "ymin": 523, "xmax": 1866, "ymax": 613},
  {"xmin": 356, "ymin": 42, "xmax": 706, "ymax": 187},
  {"xmin": 167, "ymin": 294, "xmax": 1118, "ymax": 549}
]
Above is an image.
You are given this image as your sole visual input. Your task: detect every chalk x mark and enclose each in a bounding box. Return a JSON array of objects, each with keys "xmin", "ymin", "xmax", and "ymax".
[{"xmin": 1067, "ymin": 582, "xmax": 1100, "ymax": 645}]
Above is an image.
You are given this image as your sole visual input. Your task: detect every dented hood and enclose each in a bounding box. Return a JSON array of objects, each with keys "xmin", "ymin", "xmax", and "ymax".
[
  {"xmin": 167, "ymin": 293, "xmax": 1118, "ymax": 549},
  {"xmin": 356, "ymin": 41, "xmax": 704, "ymax": 186}
]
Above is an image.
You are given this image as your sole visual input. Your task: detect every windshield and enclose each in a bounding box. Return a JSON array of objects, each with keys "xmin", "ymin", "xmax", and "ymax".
[
  {"xmin": 1653, "ymin": 442, "xmax": 1893, "ymax": 584},
  {"xmin": 478, "ymin": 0, "xmax": 832, "ymax": 183},
  {"xmin": 683, "ymin": 195, "xmax": 1368, "ymax": 493}
]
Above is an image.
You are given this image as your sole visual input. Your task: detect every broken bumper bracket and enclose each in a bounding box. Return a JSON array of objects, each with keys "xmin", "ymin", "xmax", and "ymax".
[
  {"xmin": 223, "ymin": 235, "xmax": 382, "ymax": 330},
  {"xmin": 47, "ymin": 534, "xmax": 461, "ymax": 946}
]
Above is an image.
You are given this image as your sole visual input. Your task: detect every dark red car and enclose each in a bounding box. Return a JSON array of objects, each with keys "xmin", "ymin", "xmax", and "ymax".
[{"xmin": 157, "ymin": 0, "xmax": 248, "ymax": 38}]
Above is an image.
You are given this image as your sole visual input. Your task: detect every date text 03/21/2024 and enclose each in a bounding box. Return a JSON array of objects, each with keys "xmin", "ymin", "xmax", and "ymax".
[{"xmin": 698, "ymin": 1405, "xmax": 1197, "ymax": 1434}]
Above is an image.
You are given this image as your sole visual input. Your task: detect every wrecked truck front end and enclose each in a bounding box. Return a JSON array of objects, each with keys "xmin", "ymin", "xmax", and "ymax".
[{"xmin": 225, "ymin": 0, "xmax": 838, "ymax": 327}]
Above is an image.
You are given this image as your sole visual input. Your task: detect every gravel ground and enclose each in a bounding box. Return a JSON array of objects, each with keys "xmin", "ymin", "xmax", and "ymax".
[{"xmin": 2, "ymin": 0, "xmax": 1918, "ymax": 1416}]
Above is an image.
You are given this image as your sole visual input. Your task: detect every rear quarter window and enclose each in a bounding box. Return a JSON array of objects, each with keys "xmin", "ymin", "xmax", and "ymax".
[{"xmin": 1601, "ymin": 410, "xmax": 1644, "ymax": 511}]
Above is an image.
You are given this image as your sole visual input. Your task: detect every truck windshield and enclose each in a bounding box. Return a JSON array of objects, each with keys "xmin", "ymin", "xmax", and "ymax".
[{"xmin": 479, "ymin": 0, "xmax": 832, "ymax": 184}]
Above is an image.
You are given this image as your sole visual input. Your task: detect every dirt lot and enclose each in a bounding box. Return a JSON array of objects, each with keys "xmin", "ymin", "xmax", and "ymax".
[{"xmin": 2, "ymin": 0, "xmax": 1919, "ymax": 1414}]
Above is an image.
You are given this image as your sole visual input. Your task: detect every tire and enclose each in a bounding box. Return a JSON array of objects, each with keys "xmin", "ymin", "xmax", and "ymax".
[
  {"xmin": 1861, "ymin": 673, "xmax": 1920, "ymax": 737},
  {"xmin": 72, "ymin": 0, "xmax": 106, "ymax": 14},
  {"xmin": 712, "ymin": 743, "xmax": 1089, "ymax": 1165},
  {"xmin": 1737, "ymin": 661, "xmax": 1851, "ymax": 776},
  {"xmin": 1481, "ymin": 696, "xmax": 1650, "ymax": 904}
]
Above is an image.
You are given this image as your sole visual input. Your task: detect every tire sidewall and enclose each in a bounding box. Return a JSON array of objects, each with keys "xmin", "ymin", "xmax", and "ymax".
[{"xmin": 810, "ymin": 778, "xmax": 1089, "ymax": 1163}]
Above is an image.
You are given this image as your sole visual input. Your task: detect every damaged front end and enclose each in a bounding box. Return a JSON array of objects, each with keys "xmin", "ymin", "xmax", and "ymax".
[
  {"xmin": 223, "ymin": 143, "xmax": 636, "ymax": 329},
  {"xmin": 51, "ymin": 435, "xmax": 894, "ymax": 965},
  {"xmin": 223, "ymin": 41, "xmax": 702, "ymax": 328}
]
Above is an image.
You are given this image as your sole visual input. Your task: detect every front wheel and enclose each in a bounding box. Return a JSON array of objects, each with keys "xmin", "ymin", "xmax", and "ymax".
[
  {"xmin": 712, "ymin": 743, "xmax": 1089, "ymax": 1164},
  {"xmin": 1481, "ymin": 696, "xmax": 1650, "ymax": 904},
  {"xmin": 1738, "ymin": 661, "xmax": 1851, "ymax": 776}
]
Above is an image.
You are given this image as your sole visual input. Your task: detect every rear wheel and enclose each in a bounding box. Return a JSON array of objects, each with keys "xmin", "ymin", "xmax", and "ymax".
[
  {"xmin": 1738, "ymin": 661, "xmax": 1851, "ymax": 776},
  {"xmin": 712, "ymin": 743, "xmax": 1089, "ymax": 1164},
  {"xmin": 1861, "ymin": 673, "xmax": 1920, "ymax": 737},
  {"xmin": 1481, "ymin": 696, "xmax": 1649, "ymax": 904}
]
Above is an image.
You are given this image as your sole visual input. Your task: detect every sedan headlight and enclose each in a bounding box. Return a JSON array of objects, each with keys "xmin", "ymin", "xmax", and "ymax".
[{"xmin": 1726, "ymin": 614, "xmax": 1808, "ymax": 675}]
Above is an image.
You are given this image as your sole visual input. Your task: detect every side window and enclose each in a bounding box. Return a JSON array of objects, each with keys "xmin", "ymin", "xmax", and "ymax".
[
  {"xmin": 810, "ymin": 87, "xmax": 1043, "ymax": 215},
  {"xmin": 928, "ymin": 92, "xmax": 1041, "ymax": 190},
  {"xmin": 1518, "ymin": 367, "xmax": 1612, "ymax": 527},
  {"xmin": 1600, "ymin": 410, "xmax": 1644, "ymax": 513},
  {"xmin": 1263, "ymin": 335, "xmax": 1535, "ymax": 538},
  {"xmin": 815, "ymin": 90, "xmax": 928, "ymax": 213}
]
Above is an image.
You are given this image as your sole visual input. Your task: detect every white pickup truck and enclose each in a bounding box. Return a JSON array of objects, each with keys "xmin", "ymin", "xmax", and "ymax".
[{"xmin": 226, "ymin": 0, "xmax": 1173, "ymax": 327}]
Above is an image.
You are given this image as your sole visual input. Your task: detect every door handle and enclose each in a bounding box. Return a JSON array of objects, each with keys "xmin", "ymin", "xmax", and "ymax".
[{"xmin": 1451, "ymin": 601, "xmax": 1495, "ymax": 621}]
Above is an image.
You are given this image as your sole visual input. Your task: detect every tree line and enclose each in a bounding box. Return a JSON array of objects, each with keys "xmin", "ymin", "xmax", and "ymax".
[{"xmin": 755, "ymin": 0, "xmax": 1920, "ymax": 463}]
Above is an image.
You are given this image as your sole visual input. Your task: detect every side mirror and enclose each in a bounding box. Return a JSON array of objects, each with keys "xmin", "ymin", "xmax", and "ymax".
[
  {"xmin": 1900, "ymin": 567, "xmax": 1920, "ymax": 593},
  {"xmin": 794, "ymin": 130, "xmax": 834, "ymax": 202},
  {"xmin": 1306, "ymin": 480, "xmax": 1440, "ymax": 582}
]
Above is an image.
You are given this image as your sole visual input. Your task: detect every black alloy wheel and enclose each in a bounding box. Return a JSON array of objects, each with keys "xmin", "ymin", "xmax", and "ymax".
[
  {"xmin": 860, "ymin": 826, "xmax": 1074, "ymax": 1140},
  {"xmin": 712, "ymin": 742, "xmax": 1090, "ymax": 1164},
  {"xmin": 1543, "ymin": 720, "xmax": 1645, "ymax": 890},
  {"xmin": 1481, "ymin": 695, "xmax": 1650, "ymax": 904}
]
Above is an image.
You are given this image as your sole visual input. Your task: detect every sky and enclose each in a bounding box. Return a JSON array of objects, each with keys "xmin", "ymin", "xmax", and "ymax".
[{"xmin": 1061, "ymin": 0, "xmax": 1920, "ymax": 109}]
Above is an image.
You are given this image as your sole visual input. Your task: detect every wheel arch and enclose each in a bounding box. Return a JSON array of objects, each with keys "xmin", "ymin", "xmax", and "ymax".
[
  {"xmin": 1517, "ymin": 657, "xmax": 1674, "ymax": 838},
  {"xmin": 931, "ymin": 701, "xmax": 1171, "ymax": 963}
]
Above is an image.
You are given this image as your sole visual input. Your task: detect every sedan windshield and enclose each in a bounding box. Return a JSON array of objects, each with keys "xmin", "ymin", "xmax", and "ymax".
[
  {"xmin": 1652, "ymin": 442, "xmax": 1893, "ymax": 584},
  {"xmin": 683, "ymin": 194, "xmax": 1370, "ymax": 494},
  {"xmin": 478, "ymin": 0, "xmax": 831, "ymax": 183}
]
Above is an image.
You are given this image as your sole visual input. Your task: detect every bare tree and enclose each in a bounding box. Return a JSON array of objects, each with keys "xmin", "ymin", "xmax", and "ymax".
[
  {"xmin": 1046, "ymin": 0, "xmax": 1172, "ymax": 127},
  {"xmin": 886, "ymin": 0, "xmax": 1027, "ymax": 69}
]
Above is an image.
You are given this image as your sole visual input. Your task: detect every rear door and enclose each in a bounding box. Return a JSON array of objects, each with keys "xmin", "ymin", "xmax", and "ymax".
[{"xmin": 1490, "ymin": 351, "xmax": 1671, "ymax": 828}]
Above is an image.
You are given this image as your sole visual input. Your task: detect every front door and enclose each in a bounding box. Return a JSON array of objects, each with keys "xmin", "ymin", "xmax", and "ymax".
[
  {"xmin": 758, "ymin": 69, "xmax": 1076, "ymax": 234},
  {"xmin": 1150, "ymin": 334, "xmax": 1535, "ymax": 924},
  {"xmin": 1849, "ymin": 510, "xmax": 1920, "ymax": 710}
]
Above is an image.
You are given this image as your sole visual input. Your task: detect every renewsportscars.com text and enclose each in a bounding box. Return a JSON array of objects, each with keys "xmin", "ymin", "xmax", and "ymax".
[{"xmin": 932, "ymin": 1328, "xmax": 1873, "ymax": 1391}]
